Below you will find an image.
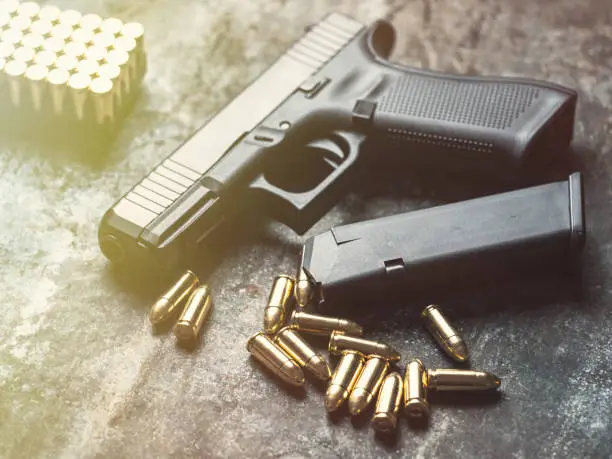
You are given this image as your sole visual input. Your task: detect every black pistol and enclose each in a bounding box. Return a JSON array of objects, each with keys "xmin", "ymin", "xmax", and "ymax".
[
  {"xmin": 99, "ymin": 13, "xmax": 577, "ymax": 271},
  {"xmin": 299, "ymin": 173, "xmax": 585, "ymax": 314}
]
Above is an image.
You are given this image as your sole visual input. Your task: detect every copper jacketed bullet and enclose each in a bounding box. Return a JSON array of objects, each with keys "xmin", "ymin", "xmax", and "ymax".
[
  {"xmin": 58, "ymin": 10, "xmax": 82, "ymax": 28},
  {"xmin": 25, "ymin": 64, "xmax": 48, "ymax": 112},
  {"xmin": 46, "ymin": 68, "xmax": 70, "ymax": 115},
  {"xmin": 174, "ymin": 285, "xmax": 213, "ymax": 343},
  {"xmin": 1, "ymin": 29, "xmax": 23, "ymax": 46},
  {"xmin": 421, "ymin": 305, "xmax": 469, "ymax": 362},
  {"xmin": 372, "ymin": 372, "xmax": 403, "ymax": 434},
  {"xmin": 101, "ymin": 17, "xmax": 124, "ymax": 36},
  {"xmin": 21, "ymin": 33, "xmax": 44, "ymax": 51},
  {"xmin": 68, "ymin": 73, "xmax": 91, "ymax": 120},
  {"xmin": 247, "ymin": 332, "xmax": 305, "ymax": 387},
  {"xmin": 64, "ymin": 42, "xmax": 88, "ymax": 61},
  {"xmin": 90, "ymin": 77, "xmax": 115, "ymax": 125},
  {"xmin": 290, "ymin": 310, "xmax": 363, "ymax": 337},
  {"xmin": 97, "ymin": 63, "xmax": 122, "ymax": 105},
  {"xmin": 30, "ymin": 19, "xmax": 53, "ymax": 37},
  {"xmin": 149, "ymin": 270, "xmax": 199, "ymax": 325},
  {"xmin": 427, "ymin": 369, "xmax": 501, "ymax": 391},
  {"xmin": 295, "ymin": 267, "xmax": 315, "ymax": 308},
  {"xmin": 34, "ymin": 50, "xmax": 57, "ymax": 69},
  {"xmin": 274, "ymin": 326, "xmax": 330, "ymax": 382},
  {"xmin": 263, "ymin": 275, "xmax": 294, "ymax": 335},
  {"xmin": 0, "ymin": 1, "xmax": 20, "ymax": 16},
  {"xmin": 18, "ymin": 2, "xmax": 40, "ymax": 18},
  {"xmin": 121, "ymin": 22, "xmax": 145, "ymax": 49},
  {"xmin": 4, "ymin": 59, "xmax": 27, "ymax": 106},
  {"xmin": 348, "ymin": 355, "xmax": 390, "ymax": 416},
  {"xmin": 80, "ymin": 13, "xmax": 103, "ymax": 31},
  {"xmin": 403, "ymin": 359, "xmax": 430, "ymax": 419},
  {"xmin": 329, "ymin": 331, "xmax": 401, "ymax": 362},
  {"xmin": 38, "ymin": 5, "xmax": 62, "ymax": 23},
  {"xmin": 325, "ymin": 350, "xmax": 365, "ymax": 412}
]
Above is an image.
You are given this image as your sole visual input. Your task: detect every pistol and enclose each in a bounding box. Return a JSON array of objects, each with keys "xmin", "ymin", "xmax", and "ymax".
[
  {"xmin": 299, "ymin": 173, "xmax": 585, "ymax": 314},
  {"xmin": 99, "ymin": 13, "xmax": 577, "ymax": 270}
]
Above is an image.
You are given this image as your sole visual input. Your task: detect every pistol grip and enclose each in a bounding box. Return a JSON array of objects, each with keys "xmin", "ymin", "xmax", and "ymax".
[
  {"xmin": 366, "ymin": 68, "xmax": 577, "ymax": 178},
  {"xmin": 248, "ymin": 131, "xmax": 362, "ymax": 234}
]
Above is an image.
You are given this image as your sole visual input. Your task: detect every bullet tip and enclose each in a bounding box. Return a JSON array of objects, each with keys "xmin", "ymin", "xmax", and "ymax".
[
  {"xmin": 324, "ymin": 385, "xmax": 346, "ymax": 412},
  {"xmin": 306, "ymin": 356, "xmax": 331, "ymax": 382},
  {"xmin": 149, "ymin": 298, "xmax": 170, "ymax": 325},
  {"xmin": 490, "ymin": 373, "xmax": 502, "ymax": 389},
  {"xmin": 450, "ymin": 340, "xmax": 469, "ymax": 363},
  {"xmin": 280, "ymin": 360, "xmax": 305, "ymax": 387},
  {"xmin": 346, "ymin": 323, "xmax": 364, "ymax": 337},
  {"xmin": 348, "ymin": 388, "xmax": 370, "ymax": 416},
  {"xmin": 263, "ymin": 308, "xmax": 283, "ymax": 335}
]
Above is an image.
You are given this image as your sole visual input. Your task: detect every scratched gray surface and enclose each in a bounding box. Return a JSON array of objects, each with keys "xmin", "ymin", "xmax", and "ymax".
[{"xmin": 1, "ymin": 0, "xmax": 611, "ymax": 458}]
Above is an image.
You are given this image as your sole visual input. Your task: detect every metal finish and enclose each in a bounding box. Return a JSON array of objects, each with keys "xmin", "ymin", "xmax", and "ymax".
[
  {"xmin": 274, "ymin": 327, "xmax": 331, "ymax": 381},
  {"xmin": 149, "ymin": 270, "xmax": 199, "ymax": 325},
  {"xmin": 174, "ymin": 285, "xmax": 213, "ymax": 343},
  {"xmin": 263, "ymin": 275, "xmax": 294, "ymax": 335},
  {"xmin": 290, "ymin": 310, "xmax": 363, "ymax": 336},
  {"xmin": 372, "ymin": 372, "xmax": 403, "ymax": 433},
  {"xmin": 328, "ymin": 331, "xmax": 401, "ymax": 362},
  {"xmin": 403, "ymin": 359, "xmax": 430, "ymax": 419},
  {"xmin": 325, "ymin": 350, "xmax": 365, "ymax": 412},
  {"xmin": 421, "ymin": 305, "xmax": 469, "ymax": 362},
  {"xmin": 427, "ymin": 369, "xmax": 501, "ymax": 391},
  {"xmin": 348, "ymin": 355, "xmax": 390, "ymax": 416},
  {"xmin": 247, "ymin": 332, "xmax": 305, "ymax": 387}
]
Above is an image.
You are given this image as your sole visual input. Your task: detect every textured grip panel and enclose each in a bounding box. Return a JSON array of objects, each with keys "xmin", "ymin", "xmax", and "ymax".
[
  {"xmin": 371, "ymin": 72, "xmax": 575, "ymax": 177},
  {"xmin": 378, "ymin": 76, "xmax": 541, "ymax": 130}
]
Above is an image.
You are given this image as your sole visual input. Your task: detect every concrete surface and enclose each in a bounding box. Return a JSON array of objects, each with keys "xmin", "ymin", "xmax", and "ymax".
[{"xmin": 1, "ymin": 0, "xmax": 611, "ymax": 458}]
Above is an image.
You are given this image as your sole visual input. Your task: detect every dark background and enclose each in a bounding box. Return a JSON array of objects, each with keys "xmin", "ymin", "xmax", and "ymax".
[{"xmin": 0, "ymin": 0, "xmax": 610, "ymax": 457}]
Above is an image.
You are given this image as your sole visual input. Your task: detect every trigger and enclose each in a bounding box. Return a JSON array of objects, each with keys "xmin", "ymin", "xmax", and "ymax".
[{"xmin": 307, "ymin": 138, "xmax": 345, "ymax": 167}]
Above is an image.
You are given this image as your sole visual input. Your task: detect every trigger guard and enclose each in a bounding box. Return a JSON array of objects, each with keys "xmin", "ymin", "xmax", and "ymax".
[
  {"xmin": 365, "ymin": 20, "xmax": 395, "ymax": 60},
  {"xmin": 248, "ymin": 131, "xmax": 363, "ymax": 234}
]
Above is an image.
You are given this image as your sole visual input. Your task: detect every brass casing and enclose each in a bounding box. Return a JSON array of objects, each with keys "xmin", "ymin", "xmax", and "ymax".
[
  {"xmin": 290, "ymin": 310, "xmax": 363, "ymax": 336},
  {"xmin": 294, "ymin": 267, "xmax": 315, "ymax": 308},
  {"xmin": 149, "ymin": 270, "xmax": 199, "ymax": 325},
  {"xmin": 403, "ymin": 359, "xmax": 430, "ymax": 419},
  {"xmin": 174, "ymin": 285, "xmax": 213, "ymax": 343},
  {"xmin": 247, "ymin": 332, "xmax": 305, "ymax": 387},
  {"xmin": 263, "ymin": 275, "xmax": 294, "ymax": 334},
  {"xmin": 325, "ymin": 350, "xmax": 366, "ymax": 412},
  {"xmin": 274, "ymin": 327, "xmax": 330, "ymax": 381},
  {"xmin": 421, "ymin": 305, "xmax": 468, "ymax": 362},
  {"xmin": 348, "ymin": 355, "xmax": 390, "ymax": 415},
  {"xmin": 329, "ymin": 331, "xmax": 401, "ymax": 362},
  {"xmin": 427, "ymin": 369, "xmax": 501, "ymax": 391},
  {"xmin": 372, "ymin": 372, "xmax": 403, "ymax": 433}
]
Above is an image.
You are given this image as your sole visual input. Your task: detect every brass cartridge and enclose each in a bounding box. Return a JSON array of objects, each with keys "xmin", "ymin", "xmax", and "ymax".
[
  {"xmin": 325, "ymin": 350, "xmax": 365, "ymax": 412},
  {"xmin": 421, "ymin": 305, "xmax": 469, "ymax": 363},
  {"xmin": 149, "ymin": 270, "xmax": 199, "ymax": 325},
  {"xmin": 263, "ymin": 275, "xmax": 294, "ymax": 335},
  {"xmin": 290, "ymin": 310, "xmax": 363, "ymax": 337},
  {"xmin": 372, "ymin": 372, "xmax": 403, "ymax": 433},
  {"xmin": 427, "ymin": 369, "xmax": 501, "ymax": 391},
  {"xmin": 403, "ymin": 359, "xmax": 430, "ymax": 419},
  {"xmin": 348, "ymin": 355, "xmax": 390, "ymax": 416},
  {"xmin": 274, "ymin": 326, "xmax": 330, "ymax": 381},
  {"xmin": 247, "ymin": 332, "xmax": 305, "ymax": 387},
  {"xmin": 329, "ymin": 331, "xmax": 401, "ymax": 362},
  {"xmin": 174, "ymin": 285, "xmax": 213, "ymax": 343}
]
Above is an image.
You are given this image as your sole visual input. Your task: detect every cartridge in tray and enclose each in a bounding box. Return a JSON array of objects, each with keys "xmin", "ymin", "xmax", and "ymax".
[{"xmin": 0, "ymin": 1, "xmax": 146, "ymax": 154}]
